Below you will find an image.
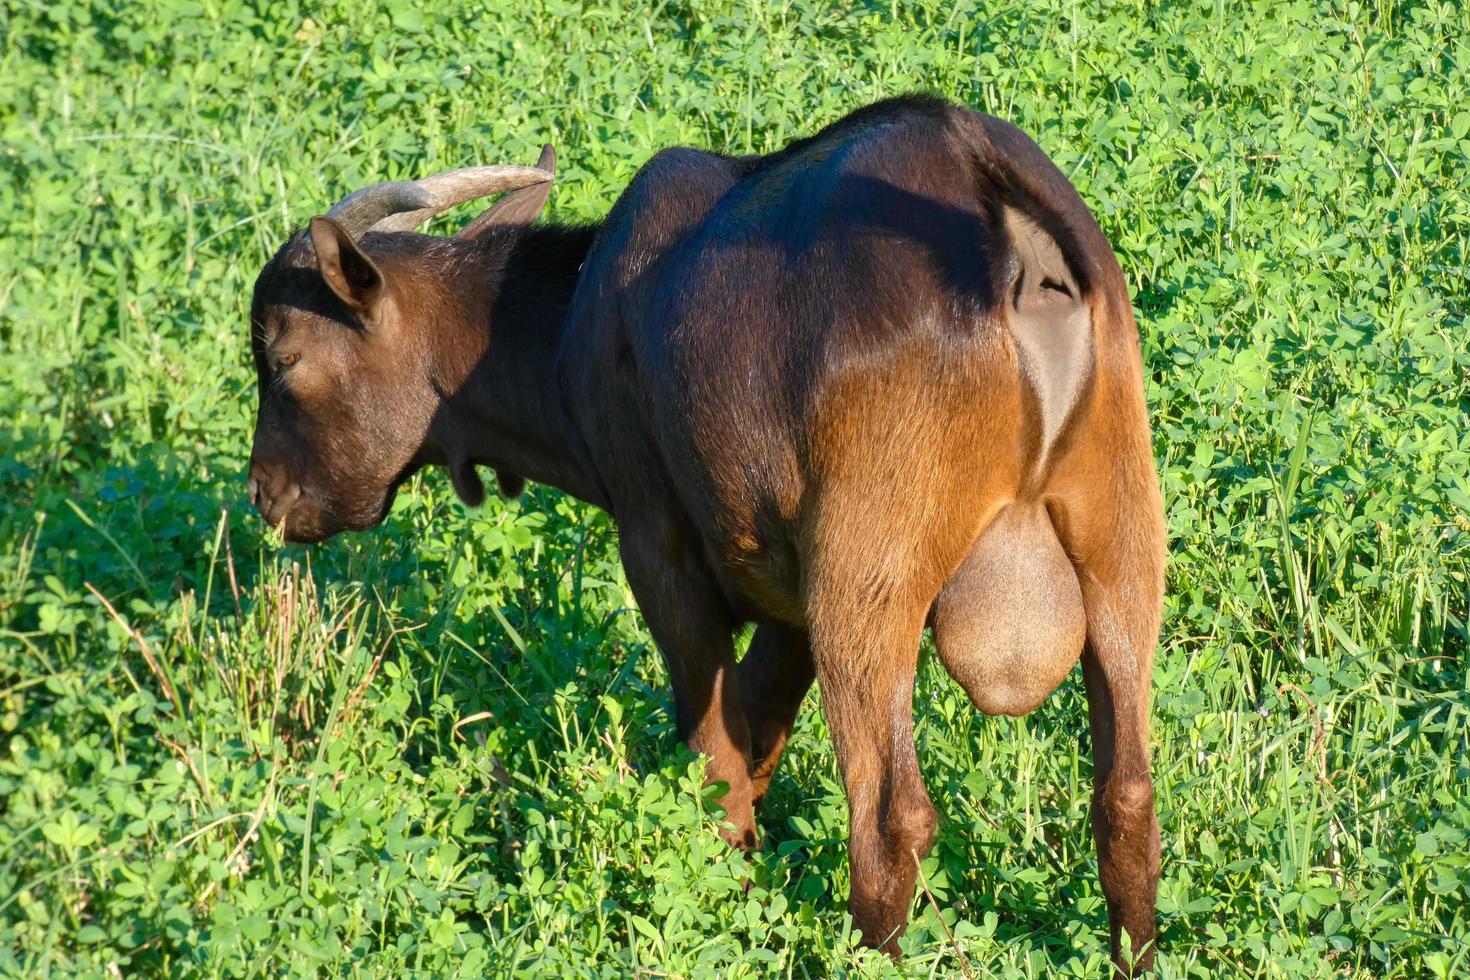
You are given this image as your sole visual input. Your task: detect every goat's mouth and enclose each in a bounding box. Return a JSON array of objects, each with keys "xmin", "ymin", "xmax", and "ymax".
[
  {"xmin": 278, "ymin": 488, "xmax": 400, "ymax": 544},
  {"xmin": 271, "ymin": 490, "xmax": 339, "ymax": 544},
  {"xmin": 248, "ymin": 476, "xmax": 303, "ymax": 533},
  {"xmin": 278, "ymin": 513, "xmax": 337, "ymax": 545},
  {"xmin": 248, "ymin": 457, "xmax": 422, "ymax": 545},
  {"xmin": 248, "ymin": 482, "xmax": 358, "ymax": 545},
  {"xmin": 286, "ymin": 475, "xmax": 419, "ymax": 543}
]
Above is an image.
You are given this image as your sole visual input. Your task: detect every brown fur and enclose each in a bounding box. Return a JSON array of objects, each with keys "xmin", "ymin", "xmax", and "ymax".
[{"xmin": 246, "ymin": 96, "xmax": 1165, "ymax": 973}]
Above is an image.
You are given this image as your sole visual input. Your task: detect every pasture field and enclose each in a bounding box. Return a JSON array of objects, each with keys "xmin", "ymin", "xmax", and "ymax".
[{"xmin": 1, "ymin": 0, "xmax": 1467, "ymax": 975}]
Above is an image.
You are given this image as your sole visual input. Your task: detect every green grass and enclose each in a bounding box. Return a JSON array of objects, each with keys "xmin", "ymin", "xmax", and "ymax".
[{"xmin": 1, "ymin": 0, "xmax": 1467, "ymax": 975}]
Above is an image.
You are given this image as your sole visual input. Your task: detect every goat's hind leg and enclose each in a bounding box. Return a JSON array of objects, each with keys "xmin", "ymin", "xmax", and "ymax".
[
  {"xmin": 1056, "ymin": 489, "xmax": 1165, "ymax": 975},
  {"xmin": 1079, "ymin": 546, "xmax": 1163, "ymax": 975},
  {"xmin": 807, "ymin": 582, "xmax": 934, "ymax": 955},
  {"xmin": 933, "ymin": 490, "xmax": 1162, "ymax": 973}
]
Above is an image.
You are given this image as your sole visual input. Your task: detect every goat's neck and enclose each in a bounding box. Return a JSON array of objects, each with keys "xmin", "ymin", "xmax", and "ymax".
[{"xmin": 427, "ymin": 223, "xmax": 608, "ymax": 509}]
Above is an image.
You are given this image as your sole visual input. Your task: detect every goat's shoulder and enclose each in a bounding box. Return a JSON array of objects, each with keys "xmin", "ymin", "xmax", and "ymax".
[
  {"xmin": 748, "ymin": 93, "xmax": 959, "ymax": 169},
  {"xmin": 611, "ymin": 147, "xmax": 741, "ymax": 232},
  {"xmin": 579, "ymin": 146, "xmax": 739, "ymax": 293}
]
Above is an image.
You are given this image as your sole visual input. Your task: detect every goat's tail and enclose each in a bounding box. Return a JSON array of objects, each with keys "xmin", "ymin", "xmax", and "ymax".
[{"xmin": 957, "ymin": 110, "xmax": 1133, "ymax": 482}]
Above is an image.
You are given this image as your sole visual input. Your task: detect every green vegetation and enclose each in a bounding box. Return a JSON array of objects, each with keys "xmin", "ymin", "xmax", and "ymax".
[{"xmin": 2, "ymin": 0, "xmax": 1467, "ymax": 975}]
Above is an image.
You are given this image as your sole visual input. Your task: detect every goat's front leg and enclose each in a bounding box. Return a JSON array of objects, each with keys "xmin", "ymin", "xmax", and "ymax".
[
  {"xmin": 619, "ymin": 519, "xmax": 758, "ymax": 849},
  {"xmin": 738, "ymin": 623, "xmax": 815, "ymax": 809}
]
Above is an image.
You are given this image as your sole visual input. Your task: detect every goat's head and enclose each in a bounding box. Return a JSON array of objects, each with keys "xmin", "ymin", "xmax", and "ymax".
[{"xmin": 245, "ymin": 149, "xmax": 555, "ymax": 542}]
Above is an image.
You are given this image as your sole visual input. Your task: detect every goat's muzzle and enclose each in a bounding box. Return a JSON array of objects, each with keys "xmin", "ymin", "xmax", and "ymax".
[{"xmin": 246, "ymin": 458, "xmax": 320, "ymax": 542}]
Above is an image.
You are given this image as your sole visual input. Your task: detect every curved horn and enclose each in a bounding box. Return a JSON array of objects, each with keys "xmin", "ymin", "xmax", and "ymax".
[
  {"xmin": 323, "ymin": 164, "xmax": 553, "ymax": 238},
  {"xmin": 457, "ymin": 144, "xmax": 557, "ymax": 240}
]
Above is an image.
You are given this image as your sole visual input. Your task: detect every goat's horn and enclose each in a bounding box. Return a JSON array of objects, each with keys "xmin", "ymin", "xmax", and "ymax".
[{"xmin": 323, "ymin": 164, "xmax": 553, "ymax": 238}]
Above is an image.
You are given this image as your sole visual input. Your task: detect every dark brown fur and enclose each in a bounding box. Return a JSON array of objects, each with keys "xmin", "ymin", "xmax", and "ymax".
[{"xmin": 247, "ymin": 96, "xmax": 1165, "ymax": 973}]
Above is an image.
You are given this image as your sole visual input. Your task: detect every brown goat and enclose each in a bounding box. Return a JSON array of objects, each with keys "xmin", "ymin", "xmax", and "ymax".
[{"xmin": 246, "ymin": 96, "xmax": 1165, "ymax": 972}]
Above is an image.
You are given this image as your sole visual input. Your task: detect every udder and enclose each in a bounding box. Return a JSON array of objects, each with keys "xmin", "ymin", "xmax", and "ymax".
[{"xmin": 930, "ymin": 502, "xmax": 1085, "ymax": 716}]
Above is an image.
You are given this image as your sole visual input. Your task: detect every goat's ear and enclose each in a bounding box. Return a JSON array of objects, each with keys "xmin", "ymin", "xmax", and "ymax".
[
  {"xmin": 309, "ymin": 216, "xmax": 385, "ymax": 316},
  {"xmin": 456, "ymin": 144, "xmax": 556, "ymax": 240}
]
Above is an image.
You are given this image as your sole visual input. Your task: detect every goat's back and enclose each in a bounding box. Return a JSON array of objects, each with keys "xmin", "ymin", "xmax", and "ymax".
[{"xmin": 560, "ymin": 96, "xmax": 1138, "ymax": 623}]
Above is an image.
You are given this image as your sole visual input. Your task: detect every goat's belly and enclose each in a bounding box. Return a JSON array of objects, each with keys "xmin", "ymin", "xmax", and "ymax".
[{"xmin": 931, "ymin": 502, "xmax": 1084, "ymax": 716}]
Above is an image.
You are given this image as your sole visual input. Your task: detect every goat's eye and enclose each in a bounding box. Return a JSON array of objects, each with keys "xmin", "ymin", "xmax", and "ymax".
[{"xmin": 278, "ymin": 352, "xmax": 301, "ymax": 369}]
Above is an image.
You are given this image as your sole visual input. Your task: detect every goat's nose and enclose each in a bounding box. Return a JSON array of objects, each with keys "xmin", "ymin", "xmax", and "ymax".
[{"xmin": 247, "ymin": 473, "xmax": 262, "ymax": 511}]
